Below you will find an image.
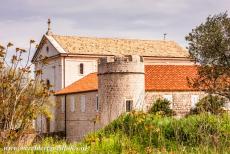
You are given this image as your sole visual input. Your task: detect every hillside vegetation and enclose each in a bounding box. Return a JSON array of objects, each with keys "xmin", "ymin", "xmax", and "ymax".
[
  {"xmin": 83, "ymin": 112, "xmax": 230, "ymax": 154},
  {"xmin": 1, "ymin": 112, "xmax": 229, "ymax": 154}
]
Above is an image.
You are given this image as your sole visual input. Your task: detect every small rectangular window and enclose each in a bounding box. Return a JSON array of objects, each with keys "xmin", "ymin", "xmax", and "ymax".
[
  {"xmin": 80, "ymin": 95, "xmax": 86, "ymax": 112},
  {"xmin": 191, "ymin": 95, "xmax": 199, "ymax": 108},
  {"xmin": 70, "ymin": 96, "xmax": 75, "ymax": 112},
  {"xmin": 126, "ymin": 100, "xmax": 133, "ymax": 112},
  {"xmin": 61, "ymin": 96, "xmax": 65, "ymax": 113},
  {"xmin": 96, "ymin": 95, "xmax": 99, "ymax": 112},
  {"xmin": 163, "ymin": 95, "xmax": 173, "ymax": 109},
  {"xmin": 80, "ymin": 63, "xmax": 84, "ymax": 74}
]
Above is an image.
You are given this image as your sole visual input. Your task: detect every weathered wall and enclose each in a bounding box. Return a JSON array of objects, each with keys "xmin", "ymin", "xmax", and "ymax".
[
  {"xmin": 56, "ymin": 91, "xmax": 100, "ymax": 141},
  {"xmin": 54, "ymin": 90, "xmax": 206, "ymax": 141},
  {"xmin": 98, "ymin": 55, "xmax": 145, "ymax": 126},
  {"xmin": 145, "ymin": 91, "xmax": 206, "ymax": 117},
  {"xmin": 34, "ymin": 41, "xmax": 63, "ymax": 133}
]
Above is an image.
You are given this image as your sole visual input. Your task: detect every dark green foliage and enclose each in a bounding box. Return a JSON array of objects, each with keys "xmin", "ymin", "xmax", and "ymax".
[
  {"xmin": 186, "ymin": 12, "xmax": 230, "ymax": 100},
  {"xmin": 186, "ymin": 12, "xmax": 230, "ymax": 66},
  {"xmin": 190, "ymin": 95, "xmax": 226, "ymax": 115},
  {"xmin": 148, "ymin": 99, "xmax": 175, "ymax": 116}
]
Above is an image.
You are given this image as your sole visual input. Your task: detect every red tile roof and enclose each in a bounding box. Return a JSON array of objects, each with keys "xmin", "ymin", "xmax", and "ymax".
[
  {"xmin": 55, "ymin": 73, "xmax": 98, "ymax": 95},
  {"xmin": 55, "ymin": 65, "xmax": 199, "ymax": 95},
  {"xmin": 145, "ymin": 65, "xmax": 198, "ymax": 91}
]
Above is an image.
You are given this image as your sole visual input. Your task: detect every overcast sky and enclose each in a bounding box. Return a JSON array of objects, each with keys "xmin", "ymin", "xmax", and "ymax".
[{"xmin": 0, "ymin": 0, "xmax": 229, "ymax": 53}]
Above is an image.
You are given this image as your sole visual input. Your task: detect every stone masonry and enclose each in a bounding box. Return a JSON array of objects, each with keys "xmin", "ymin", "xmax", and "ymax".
[{"xmin": 98, "ymin": 55, "xmax": 145, "ymax": 126}]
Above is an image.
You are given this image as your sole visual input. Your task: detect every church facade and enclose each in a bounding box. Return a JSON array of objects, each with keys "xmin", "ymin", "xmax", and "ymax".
[{"xmin": 32, "ymin": 30, "xmax": 205, "ymax": 141}]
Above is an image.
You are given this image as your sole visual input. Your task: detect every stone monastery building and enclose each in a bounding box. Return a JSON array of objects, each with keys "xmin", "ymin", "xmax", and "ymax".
[{"xmin": 32, "ymin": 26, "xmax": 205, "ymax": 141}]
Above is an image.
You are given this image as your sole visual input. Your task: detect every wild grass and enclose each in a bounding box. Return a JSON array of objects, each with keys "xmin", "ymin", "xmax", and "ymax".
[
  {"xmin": 1, "ymin": 112, "xmax": 229, "ymax": 153},
  {"xmin": 84, "ymin": 112, "xmax": 230, "ymax": 153}
]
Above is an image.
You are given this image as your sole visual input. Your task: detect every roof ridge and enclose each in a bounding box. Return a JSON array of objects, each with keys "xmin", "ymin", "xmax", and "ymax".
[{"xmin": 51, "ymin": 34, "xmax": 175, "ymax": 42}]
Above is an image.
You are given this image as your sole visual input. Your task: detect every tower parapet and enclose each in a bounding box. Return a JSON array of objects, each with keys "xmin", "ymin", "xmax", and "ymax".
[
  {"xmin": 98, "ymin": 55, "xmax": 145, "ymax": 126},
  {"xmin": 98, "ymin": 55, "xmax": 144, "ymax": 75}
]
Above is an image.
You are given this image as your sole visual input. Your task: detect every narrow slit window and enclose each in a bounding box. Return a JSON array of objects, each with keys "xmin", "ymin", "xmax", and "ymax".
[
  {"xmin": 46, "ymin": 46, "xmax": 49, "ymax": 53},
  {"xmin": 96, "ymin": 95, "xmax": 99, "ymax": 112},
  {"xmin": 126, "ymin": 100, "xmax": 133, "ymax": 112},
  {"xmin": 80, "ymin": 63, "xmax": 84, "ymax": 74}
]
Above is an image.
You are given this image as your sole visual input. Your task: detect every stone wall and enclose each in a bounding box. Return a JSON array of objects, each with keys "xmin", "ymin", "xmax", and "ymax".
[
  {"xmin": 98, "ymin": 55, "xmax": 145, "ymax": 126},
  {"xmin": 55, "ymin": 90, "xmax": 206, "ymax": 141},
  {"xmin": 145, "ymin": 91, "xmax": 206, "ymax": 117},
  {"xmin": 55, "ymin": 91, "xmax": 100, "ymax": 141}
]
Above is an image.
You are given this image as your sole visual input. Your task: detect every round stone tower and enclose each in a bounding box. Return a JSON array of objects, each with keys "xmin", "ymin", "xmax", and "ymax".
[{"xmin": 98, "ymin": 55, "xmax": 145, "ymax": 126}]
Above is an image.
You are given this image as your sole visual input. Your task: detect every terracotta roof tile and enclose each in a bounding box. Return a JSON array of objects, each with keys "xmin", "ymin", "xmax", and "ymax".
[
  {"xmin": 55, "ymin": 73, "xmax": 98, "ymax": 95},
  {"xmin": 55, "ymin": 65, "xmax": 199, "ymax": 95},
  {"xmin": 52, "ymin": 35, "xmax": 189, "ymax": 58},
  {"xmin": 145, "ymin": 65, "xmax": 198, "ymax": 91}
]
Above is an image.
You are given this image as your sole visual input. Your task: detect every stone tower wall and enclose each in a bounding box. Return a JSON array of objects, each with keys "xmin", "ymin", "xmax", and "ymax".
[{"xmin": 98, "ymin": 55, "xmax": 145, "ymax": 126}]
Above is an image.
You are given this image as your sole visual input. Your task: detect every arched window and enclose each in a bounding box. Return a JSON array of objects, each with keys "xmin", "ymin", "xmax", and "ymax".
[{"xmin": 80, "ymin": 63, "xmax": 84, "ymax": 74}]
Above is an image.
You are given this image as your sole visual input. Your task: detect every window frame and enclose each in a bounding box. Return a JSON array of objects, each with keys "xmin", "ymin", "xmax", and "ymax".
[
  {"xmin": 80, "ymin": 63, "xmax": 84, "ymax": 75},
  {"xmin": 125, "ymin": 99, "xmax": 133, "ymax": 112},
  {"xmin": 96, "ymin": 94, "xmax": 99, "ymax": 112}
]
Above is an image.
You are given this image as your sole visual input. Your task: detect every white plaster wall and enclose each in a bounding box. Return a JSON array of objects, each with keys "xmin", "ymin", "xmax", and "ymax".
[
  {"xmin": 36, "ymin": 39, "xmax": 60, "ymax": 58},
  {"xmin": 34, "ymin": 41, "xmax": 62, "ymax": 133},
  {"xmin": 65, "ymin": 57, "xmax": 97, "ymax": 87}
]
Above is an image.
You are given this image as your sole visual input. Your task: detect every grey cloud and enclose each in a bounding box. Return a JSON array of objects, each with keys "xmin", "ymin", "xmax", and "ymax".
[{"xmin": 0, "ymin": 0, "xmax": 229, "ymax": 49}]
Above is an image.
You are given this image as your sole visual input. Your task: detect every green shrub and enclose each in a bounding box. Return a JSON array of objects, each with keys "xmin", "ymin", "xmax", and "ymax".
[
  {"xmin": 190, "ymin": 95, "xmax": 226, "ymax": 115},
  {"xmin": 148, "ymin": 99, "xmax": 175, "ymax": 116},
  {"xmin": 91, "ymin": 111, "xmax": 230, "ymax": 153}
]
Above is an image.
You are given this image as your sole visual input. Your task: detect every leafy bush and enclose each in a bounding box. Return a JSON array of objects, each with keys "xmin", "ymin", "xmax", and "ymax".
[
  {"xmin": 148, "ymin": 99, "xmax": 175, "ymax": 116},
  {"xmin": 190, "ymin": 95, "xmax": 226, "ymax": 115},
  {"xmin": 85, "ymin": 111, "xmax": 230, "ymax": 153}
]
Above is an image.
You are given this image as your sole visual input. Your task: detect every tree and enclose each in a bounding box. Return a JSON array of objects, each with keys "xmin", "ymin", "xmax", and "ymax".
[
  {"xmin": 189, "ymin": 95, "xmax": 226, "ymax": 115},
  {"xmin": 0, "ymin": 41, "xmax": 51, "ymax": 145},
  {"xmin": 148, "ymin": 99, "xmax": 175, "ymax": 116},
  {"xmin": 186, "ymin": 12, "xmax": 230, "ymax": 100}
]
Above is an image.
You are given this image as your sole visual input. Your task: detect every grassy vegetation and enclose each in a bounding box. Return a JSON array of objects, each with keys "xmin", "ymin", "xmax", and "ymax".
[
  {"xmin": 1, "ymin": 112, "xmax": 229, "ymax": 153},
  {"xmin": 84, "ymin": 111, "xmax": 230, "ymax": 153}
]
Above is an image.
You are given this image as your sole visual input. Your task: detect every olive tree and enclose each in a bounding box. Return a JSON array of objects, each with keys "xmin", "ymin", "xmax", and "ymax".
[{"xmin": 186, "ymin": 12, "xmax": 230, "ymax": 100}]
